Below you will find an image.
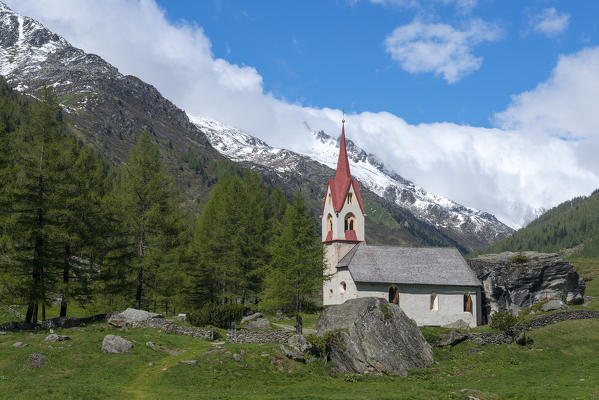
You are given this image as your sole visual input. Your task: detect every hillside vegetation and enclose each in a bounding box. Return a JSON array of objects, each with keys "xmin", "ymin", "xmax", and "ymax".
[{"xmin": 473, "ymin": 191, "xmax": 599, "ymax": 257}]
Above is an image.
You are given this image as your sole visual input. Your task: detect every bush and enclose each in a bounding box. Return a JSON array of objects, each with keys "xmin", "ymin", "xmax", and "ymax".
[
  {"xmin": 512, "ymin": 253, "xmax": 530, "ymax": 264},
  {"xmin": 490, "ymin": 311, "xmax": 518, "ymax": 332},
  {"xmin": 188, "ymin": 303, "xmax": 247, "ymax": 329}
]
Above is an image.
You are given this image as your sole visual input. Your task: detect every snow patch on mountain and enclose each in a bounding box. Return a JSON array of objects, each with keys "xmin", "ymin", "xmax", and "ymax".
[{"xmin": 192, "ymin": 116, "xmax": 513, "ymax": 240}]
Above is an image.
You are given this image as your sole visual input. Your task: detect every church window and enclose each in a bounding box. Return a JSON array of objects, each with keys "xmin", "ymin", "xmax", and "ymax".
[
  {"xmin": 326, "ymin": 214, "xmax": 333, "ymax": 232},
  {"xmin": 329, "ymin": 289, "xmax": 333, "ymax": 298},
  {"xmin": 344, "ymin": 213, "xmax": 356, "ymax": 231},
  {"xmin": 388, "ymin": 286, "xmax": 399, "ymax": 305},
  {"xmin": 340, "ymin": 281, "xmax": 347, "ymax": 293},
  {"xmin": 328, "ymin": 193, "xmax": 332, "ymax": 205},
  {"xmin": 430, "ymin": 293, "xmax": 439, "ymax": 311},
  {"xmin": 464, "ymin": 293, "xmax": 472, "ymax": 313},
  {"xmin": 347, "ymin": 192, "xmax": 353, "ymax": 204}
]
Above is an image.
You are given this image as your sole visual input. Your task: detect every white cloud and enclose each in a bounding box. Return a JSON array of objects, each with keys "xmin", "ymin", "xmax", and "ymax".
[
  {"xmin": 383, "ymin": 19, "xmax": 502, "ymax": 83},
  {"xmin": 530, "ymin": 8, "xmax": 570, "ymax": 37},
  {"xmin": 368, "ymin": 0, "xmax": 477, "ymax": 12},
  {"xmin": 5, "ymin": 0, "xmax": 599, "ymax": 229}
]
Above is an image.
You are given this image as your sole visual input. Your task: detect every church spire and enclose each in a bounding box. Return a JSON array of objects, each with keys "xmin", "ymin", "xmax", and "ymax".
[{"xmin": 335, "ymin": 119, "xmax": 351, "ymax": 182}]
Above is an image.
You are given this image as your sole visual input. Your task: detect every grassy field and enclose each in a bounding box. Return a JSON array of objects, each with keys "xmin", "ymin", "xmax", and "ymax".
[
  {"xmin": 570, "ymin": 257, "xmax": 599, "ymax": 309},
  {"xmin": 1, "ymin": 318, "xmax": 598, "ymax": 399}
]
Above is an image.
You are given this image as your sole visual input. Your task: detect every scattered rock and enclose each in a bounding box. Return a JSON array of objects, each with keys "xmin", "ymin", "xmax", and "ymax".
[
  {"xmin": 101, "ymin": 334, "xmax": 132, "ymax": 354},
  {"xmin": 146, "ymin": 341, "xmax": 157, "ymax": 351},
  {"xmin": 107, "ymin": 308, "xmax": 162, "ymax": 327},
  {"xmin": 240, "ymin": 350, "xmax": 246, "ymax": 355},
  {"xmin": 0, "ymin": 331, "xmax": 6, "ymax": 335},
  {"xmin": 202, "ymin": 348, "xmax": 224, "ymax": 356},
  {"xmin": 279, "ymin": 344, "xmax": 304, "ymax": 362},
  {"xmin": 244, "ymin": 317, "xmax": 271, "ymax": 330},
  {"xmin": 148, "ymin": 362, "xmax": 153, "ymax": 366},
  {"xmin": 44, "ymin": 333, "xmax": 70, "ymax": 342},
  {"xmin": 27, "ymin": 353, "xmax": 46, "ymax": 368},
  {"xmin": 287, "ymin": 334, "xmax": 314, "ymax": 353},
  {"xmin": 437, "ymin": 330, "xmax": 468, "ymax": 347},
  {"xmin": 515, "ymin": 330, "xmax": 526, "ymax": 346},
  {"xmin": 442, "ymin": 320, "xmax": 470, "ymax": 330},
  {"xmin": 12, "ymin": 342, "xmax": 29, "ymax": 347},
  {"xmin": 49, "ymin": 329, "xmax": 54, "ymax": 334},
  {"xmin": 164, "ymin": 348, "xmax": 179, "ymax": 356},
  {"xmin": 174, "ymin": 314, "xmax": 186, "ymax": 322},
  {"xmin": 316, "ymin": 297, "xmax": 433, "ymax": 376},
  {"xmin": 233, "ymin": 353, "xmax": 243, "ymax": 361},
  {"xmin": 541, "ymin": 300, "xmax": 568, "ymax": 312},
  {"xmin": 241, "ymin": 312, "xmax": 263, "ymax": 325},
  {"xmin": 180, "ymin": 360, "xmax": 198, "ymax": 366}
]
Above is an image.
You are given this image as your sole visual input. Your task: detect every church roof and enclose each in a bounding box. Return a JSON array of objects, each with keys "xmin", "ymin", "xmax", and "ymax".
[
  {"xmin": 323, "ymin": 122, "xmax": 365, "ymax": 215},
  {"xmin": 337, "ymin": 243, "xmax": 481, "ymax": 287}
]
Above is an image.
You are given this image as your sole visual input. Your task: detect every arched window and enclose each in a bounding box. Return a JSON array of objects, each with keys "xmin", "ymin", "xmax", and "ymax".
[
  {"xmin": 329, "ymin": 289, "xmax": 333, "ymax": 298},
  {"xmin": 340, "ymin": 281, "xmax": 347, "ymax": 293},
  {"xmin": 344, "ymin": 213, "xmax": 356, "ymax": 232},
  {"xmin": 430, "ymin": 292, "xmax": 439, "ymax": 311},
  {"xmin": 464, "ymin": 293, "xmax": 472, "ymax": 313},
  {"xmin": 388, "ymin": 286, "xmax": 399, "ymax": 304},
  {"xmin": 328, "ymin": 193, "xmax": 332, "ymax": 205},
  {"xmin": 326, "ymin": 214, "xmax": 333, "ymax": 232},
  {"xmin": 347, "ymin": 192, "xmax": 353, "ymax": 204}
]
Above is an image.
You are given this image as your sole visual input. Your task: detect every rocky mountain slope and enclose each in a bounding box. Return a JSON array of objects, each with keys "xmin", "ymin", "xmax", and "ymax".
[
  {"xmin": 195, "ymin": 117, "xmax": 513, "ymax": 250},
  {"xmin": 0, "ymin": 1, "xmax": 511, "ymax": 251}
]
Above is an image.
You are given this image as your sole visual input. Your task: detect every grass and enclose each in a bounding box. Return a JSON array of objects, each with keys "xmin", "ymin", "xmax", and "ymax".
[{"xmin": 1, "ymin": 318, "xmax": 599, "ymax": 399}]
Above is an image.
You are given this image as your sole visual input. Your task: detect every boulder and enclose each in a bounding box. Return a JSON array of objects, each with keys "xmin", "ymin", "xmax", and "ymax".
[
  {"xmin": 287, "ymin": 334, "xmax": 314, "ymax": 353},
  {"xmin": 468, "ymin": 252, "xmax": 585, "ymax": 323},
  {"xmin": 515, "ymin": 330, "xmax": 526, "ymax": 346},
  {"xmin": 541, "ymin": 300, "xmax": 568, "ymax": 312},
  {"xmin": 316, "ymin": 297, "xmax": 433, "ymax": 376},
  {"xmin": 44, "ymin": 333, "xmax": 70, "ymax": 342},
  {"xmin": 107, "ymin": 308, "xmax": 162, "ymax": 327},
  {"xmin": 437, "ymin": 330, "xmax": 468, "ymax": 347},
  {"xmin": 244, "ymin": 317, "xmax": 271, "ymax": 330},
  {"xmin": 12, "ymin": 342, "xmax": 29, "ymax": 347},
  {"xmin": 232, "ymin": 353, "xmax": 243, "ymax": 361},
  {"xmin": 27, "ymin": 353, "xmax": 46, "ymax": 368},
  {"xmin": 180, "ymin": 360, "xmax": 198, "ymax": 366},
  {"xmin": 0, "ymin": 331, "xmax": 6, "ymax": 335},
  {"xmin": 102, "ymin": 334, "xmax": 132, "ymax": 354},
  {"xmin": 241, "ymin": 312, "xmax": 263, "ymax": 325},
  {"xmin": 279, "ymin": 344, "xmax": 305, "ymax": 362}
]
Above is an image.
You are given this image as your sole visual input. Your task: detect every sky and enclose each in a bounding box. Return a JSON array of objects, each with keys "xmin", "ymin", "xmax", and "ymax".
[{"xmin": 6, "ymin": 0, "xmax": 599, "ymax": 228}]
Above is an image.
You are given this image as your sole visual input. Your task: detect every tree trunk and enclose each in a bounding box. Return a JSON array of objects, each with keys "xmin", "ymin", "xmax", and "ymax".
[
  {"xmin": 42, "ymin": 303, "xmax": 46, "ymax": 321},
  {"xmin": 136, "ymin": 224, "xmax": 145, "ymax": 310},
  {"xmin": 60, "ymin": 243, "xmax": 70, "ymax": 317},
  {"xmin": 32, "ymin": 303, "xmax": 38, "ymax": 324},
  {"xmin": 25, "ymin": 304, "xmax": 33, "ymax": 324},
  {"xmin": 295, "ymin": 274, "xmax": 302, "ymax": 334}
]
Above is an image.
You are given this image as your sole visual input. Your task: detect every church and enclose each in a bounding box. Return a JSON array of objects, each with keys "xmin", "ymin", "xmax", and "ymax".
[{"xmin": 322, "ymin": 121, "xmax": 482, "ymax": 327}]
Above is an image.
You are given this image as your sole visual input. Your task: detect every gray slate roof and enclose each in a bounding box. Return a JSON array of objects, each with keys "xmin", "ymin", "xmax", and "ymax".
[{"xmin": 338, "ymin": 243, "xmax": 481, "ymax": 287}]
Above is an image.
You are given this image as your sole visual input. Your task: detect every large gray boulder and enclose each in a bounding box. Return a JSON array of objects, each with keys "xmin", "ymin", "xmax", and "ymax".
[
  {"xmin": 107, "ymin": 308, "xmax": 162, "ymax": 327},
  {"xmin": 468, "ymin": 252, "xmax": 585, "ymax": 322},
  {"xmin": 244, "ymin": 317, "xmax": 271, "ymax": 330},
  {"xmin": 102, "ymin": 335, "xmax": 132, "ymax": 354},
  {"xmin": 316, "ymin": 297, "xmax": 433, "ymax": 376}
]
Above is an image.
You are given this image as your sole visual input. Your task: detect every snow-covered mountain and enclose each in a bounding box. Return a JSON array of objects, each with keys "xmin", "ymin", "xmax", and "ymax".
[{"xmin": 193, "ymin": 117, "xmax": 513, "ymax": 246}]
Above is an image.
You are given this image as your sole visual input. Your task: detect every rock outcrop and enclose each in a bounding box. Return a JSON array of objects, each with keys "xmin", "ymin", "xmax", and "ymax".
[
  {"xmin": 316, "ymin": 297, "xmax": 433, "ymax": 376},
  {"xmin": 107, "ymin": 308, "xmax": 162, "ymax": 327},
  {"xmin": 468, "ymin": 252, "xmax": 585, "ymax": 322}
]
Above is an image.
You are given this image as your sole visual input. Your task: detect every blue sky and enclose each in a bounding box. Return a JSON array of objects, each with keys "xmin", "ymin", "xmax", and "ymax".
[
  {"xmin": 7, "ymin": 0, "xmax": 599, "ymax": 228},
  {"xmin": 156, "ymin": 0, "xmax": 598, "ymax": 127}
]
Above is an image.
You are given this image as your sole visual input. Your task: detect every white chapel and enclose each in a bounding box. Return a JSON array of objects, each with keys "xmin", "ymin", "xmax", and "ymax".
[{"xmin": 322, "ymin": 121, "xmax": 482, "ymax": 327}]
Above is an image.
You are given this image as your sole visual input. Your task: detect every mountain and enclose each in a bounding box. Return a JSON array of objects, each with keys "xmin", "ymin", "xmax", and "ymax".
[
  {"xmin": 0, "ymin": 2, "xmax": 512, "ymax": 251},
  {"xmin": 473, "ymin": 190, "xmax": 599, "ymax": 257},
  {"xmin": 194, "ymin": 117, "xmax": 513, "ymax": 250}
]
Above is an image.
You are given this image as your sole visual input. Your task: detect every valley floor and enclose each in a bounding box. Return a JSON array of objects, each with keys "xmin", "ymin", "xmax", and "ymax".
[{"xmin": 0, "ymin": 318, "xmax": 598, "ymax": 400}]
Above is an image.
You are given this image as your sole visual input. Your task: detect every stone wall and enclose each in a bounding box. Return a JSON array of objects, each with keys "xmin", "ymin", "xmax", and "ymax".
[
  {"xmin": 226, "ymin": 330, "xmax": 294, "ymax": 344},
  {"xmin": 129, "ymin": 318, "xmax": 218, "ymax": 340},
  {"xmin": 527, "ymin": 310, "xmax": 599, "ymax": 330},
  {"xmin": 0, "ymin": 314, "xmax": 107, "ymax": 332}
]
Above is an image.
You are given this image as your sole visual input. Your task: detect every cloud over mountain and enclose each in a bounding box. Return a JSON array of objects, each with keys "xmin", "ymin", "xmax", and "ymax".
[{"xmin": 5, "ymin": 0, "xmax": 599, "ymax": 228}]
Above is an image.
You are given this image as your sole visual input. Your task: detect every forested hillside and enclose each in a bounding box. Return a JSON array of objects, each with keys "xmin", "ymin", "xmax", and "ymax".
[
  {"xmin": 0, "ymin": 80, "xmax": 324, "ymax": 329},
  {"xmin": 473, "ymin": 190, "xmax": 599, "ymax": 256}
]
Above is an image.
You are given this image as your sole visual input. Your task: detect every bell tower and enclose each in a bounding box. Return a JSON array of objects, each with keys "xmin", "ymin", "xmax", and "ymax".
[{"xmin": 322, "ymin": 120, "xmax": 366, "ymax": 305}]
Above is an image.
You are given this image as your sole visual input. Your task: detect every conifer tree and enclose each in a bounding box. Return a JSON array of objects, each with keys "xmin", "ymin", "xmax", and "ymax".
[
  {"xmin": 113, "ymin": 131, "xmax": 180, "ymax": 310},
  {"xmin": 261, "ymin": 193, "xmax": 325, "ymax": 333}
]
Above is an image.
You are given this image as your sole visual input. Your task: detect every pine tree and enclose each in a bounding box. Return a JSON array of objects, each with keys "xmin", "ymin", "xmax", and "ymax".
[
  {"xmin": 113, "ymin": 131, "xmax": 181, "ymax": 310},
  {"xmin": 261, "ymin": 193, "xmax": 325, "ymax": 333}
]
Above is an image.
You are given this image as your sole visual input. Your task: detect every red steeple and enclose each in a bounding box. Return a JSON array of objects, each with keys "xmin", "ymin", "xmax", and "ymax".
[{"xmin": 324, "ymin": 121, "xmax": 365, "ymax": 214}]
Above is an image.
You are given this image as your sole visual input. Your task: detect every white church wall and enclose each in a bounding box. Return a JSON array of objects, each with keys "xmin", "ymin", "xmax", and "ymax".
[
  {"xmin": 323, "ymin": 243, "xmax": 359, "ymax": 305},
  {"xmin": 353, "ymin": 283, "xmax": 480, "ymax": 327}
]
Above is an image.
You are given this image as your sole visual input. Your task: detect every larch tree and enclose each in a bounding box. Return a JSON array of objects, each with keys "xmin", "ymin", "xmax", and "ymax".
[{"xmin": 261, "ymin": 193, "xmax": 326, "ymax": 333}]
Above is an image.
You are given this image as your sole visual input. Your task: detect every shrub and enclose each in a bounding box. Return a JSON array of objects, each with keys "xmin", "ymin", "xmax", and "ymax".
[
  {"xmin": 490, "ymin": 311, "xmax": 518, "ymax": 332},
  {"xmin": 188, "ymin": 303, "xmax": 247, "ymax": 329},
  {"xmin": 512, "ymin": 253, "xmax": 530, "ymax": 264}
]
